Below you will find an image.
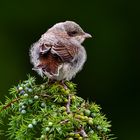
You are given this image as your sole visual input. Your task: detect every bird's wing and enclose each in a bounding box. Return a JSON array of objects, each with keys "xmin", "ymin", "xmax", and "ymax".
[
  {"xmin": 51, "ymin": 42, "xmax": 78, "ymax": 62},
  {"xmin": 37, "ymin": 43, "xmax": 78, "ymax": 76},
  {"xmin": 36, "ymin": 44, "xmax": 61, "ymax": 75}
]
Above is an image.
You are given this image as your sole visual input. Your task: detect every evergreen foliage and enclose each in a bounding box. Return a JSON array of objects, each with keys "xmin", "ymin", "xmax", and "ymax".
[{"xmin": 0, "ymin": 76, "xmax": 115, "ymax": 140}]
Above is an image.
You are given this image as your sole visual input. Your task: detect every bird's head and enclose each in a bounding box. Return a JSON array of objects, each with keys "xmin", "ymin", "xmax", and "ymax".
[{"xmin": 49, "ymin": 21, "xmax": 92, "ymax": 43}]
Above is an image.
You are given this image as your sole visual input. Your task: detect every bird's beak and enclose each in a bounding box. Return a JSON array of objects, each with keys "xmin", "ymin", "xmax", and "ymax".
[{"xmin": 84, "ymin": 33, "xmax": 92, "ymax": 38}]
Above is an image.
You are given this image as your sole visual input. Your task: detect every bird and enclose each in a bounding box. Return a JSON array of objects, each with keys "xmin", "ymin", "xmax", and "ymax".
[{"xmin": 30, "ymin": 21, "xmax": 92, "ymax": 83}]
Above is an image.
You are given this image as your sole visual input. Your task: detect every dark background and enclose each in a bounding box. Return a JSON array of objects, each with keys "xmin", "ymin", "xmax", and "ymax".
[{"xmin": 0, "ymin": 0, "xmax": 140, "ymax": 139}]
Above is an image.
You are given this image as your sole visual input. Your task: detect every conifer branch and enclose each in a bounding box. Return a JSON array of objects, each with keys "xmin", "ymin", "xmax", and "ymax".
[
  {"xmin": 0, "ymin": 76, "xmax": 115, "ymax": 140},
  {"xmin": 0, "ymin": 97, "xmax": 20, "ymax": 113},
  {"xmin": 66, "ymin": 94, "xmax": 71, "ymax": 113}
]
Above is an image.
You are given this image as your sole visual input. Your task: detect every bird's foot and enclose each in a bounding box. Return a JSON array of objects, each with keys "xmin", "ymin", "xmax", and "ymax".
[{"xmin": 59, "ymin": 80, "xmax": 68, "ymax": 89}]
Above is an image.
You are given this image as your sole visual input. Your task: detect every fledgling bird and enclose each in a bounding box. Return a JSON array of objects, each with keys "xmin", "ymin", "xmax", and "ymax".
[{"xmin": 30, "ymin": 21, "xmax": 92, "ymax": 81}]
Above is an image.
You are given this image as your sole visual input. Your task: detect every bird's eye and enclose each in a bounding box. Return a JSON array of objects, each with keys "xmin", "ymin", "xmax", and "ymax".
[
  {"xmin": 71, "ymin": 31, "xmax": 77, "ymax": 34},
  {"xmin": 68, "ymin": 31, "xmax": 77, "ymax": 36}
]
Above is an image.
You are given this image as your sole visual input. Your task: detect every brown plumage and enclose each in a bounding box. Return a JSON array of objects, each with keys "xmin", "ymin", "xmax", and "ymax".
[
  {"xmin": 37, "ymin": 42, "xmax": 78, "ymax": 76},
  {"xmin": 37, "ymin": 44, "xmax": 62, "ymax": 75}
]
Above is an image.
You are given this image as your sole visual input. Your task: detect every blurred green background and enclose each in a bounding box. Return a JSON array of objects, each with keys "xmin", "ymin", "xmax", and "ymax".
[{"xmin": 0, "ymin": 0, "xmax": 140, "ymax": 139}]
